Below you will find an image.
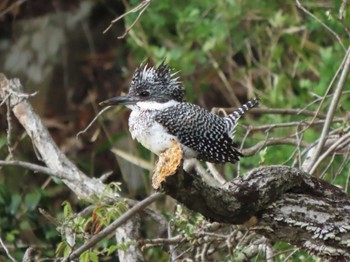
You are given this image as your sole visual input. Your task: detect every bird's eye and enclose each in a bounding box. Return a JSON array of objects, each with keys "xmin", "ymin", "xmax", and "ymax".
[{"xmin": 139, "ymin": 91, "xmax": 150, "ymax": 97}]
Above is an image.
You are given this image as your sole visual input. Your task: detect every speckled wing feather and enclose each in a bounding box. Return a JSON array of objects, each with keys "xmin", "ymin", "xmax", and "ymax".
[{"xmin": 154, "ymin": 103, "xmax": 242, "ymax": 163}]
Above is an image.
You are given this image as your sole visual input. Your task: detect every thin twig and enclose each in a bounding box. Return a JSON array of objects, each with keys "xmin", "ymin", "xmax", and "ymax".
[
  {"xmin": 248, "ymin": 118, "xmax": 343, "ymax": 132},
  {"xmin": 242, "ymin": 138, "xmax": 309, "ymax": 157},
  {"xmin": 0, "ymin": 0, "xmax": 28, "ymax": 18},
  {"xmin": 310, "ymin": 132, "xmax": 350, "ymax": 174},
  {"xmin": 213, "ymin": 107, "xmax": 327, "ymax": 119},
  {"xmin": 319, "ymin": 153, "xmax": 336, "ymax": 179},
  {"xmin": 206, "ymin": 162, "xmax": 226, "ymax": 185},
  {"xmin": 103, "ymin": 0, "xmax": 151, "ymax": 35},
  {"xmin": 167, "ymin": 221, "xmax": 179, "ymax": 261},
  {"xmin": 6, "ymin": 96, "xmax": 13, "ymax": 158},
  {"xmin": 298, "ymin": 90, "xmax": 350, "ymax": 116},
  {"xmin": 76, "ymin": 106, "xmax": 111, "ymax": 138},
  {"xmin": 138, "ymin": 235, "xmax": 184, "ymax": 246},
  {"xmin": 346, "ymin": 167, "xmax": 350, "ymax": 193},
  {"xmin": 306, "ymin": 47, "xmax": 347, "ymax": 128},
  {"xmin": 0, "ymin": 160, "xmax": 72, "ymax": 181},
  {"xmin": 305, "ymin": 47, "xmax": 350, "ymax": 173},
  {"xmin": 111, "ymin": 147, "xmax": 153, "ymax": 171},
  {"xmin": 69, "ymin": 192, "xmax": 164, "ymax": 260},
  {"xmin": 118, "ymin": 2, "xmax": 150, "ymax": 39},
  {"xmin": 208, "ymin": 52, "xmax": 241, "ymax": 106},
  {"xmin": 0, "ymin": 236, "xmax": 17, "ymax": 262},
  {"xmin": 295, "ymin": 0, "xmax": 346, "ymax": 51},
  {"xmin": 335, "ymin": 145, "xmax": 350, "ymax": 179}
]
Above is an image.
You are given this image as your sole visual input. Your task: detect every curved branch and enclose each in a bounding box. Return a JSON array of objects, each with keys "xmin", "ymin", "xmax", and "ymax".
[
  {"xmin": 242, "ymin": 137, "xmax": 309, "ymax": 157},
  {"xmin": 161, "ymin": 165, "xmax": 350, "ymax": 260}
]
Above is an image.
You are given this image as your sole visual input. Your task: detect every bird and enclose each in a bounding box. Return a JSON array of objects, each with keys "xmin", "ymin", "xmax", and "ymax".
[{"xmin": 100, "ymin": 62, "xmax": 259, "ymax": 164}]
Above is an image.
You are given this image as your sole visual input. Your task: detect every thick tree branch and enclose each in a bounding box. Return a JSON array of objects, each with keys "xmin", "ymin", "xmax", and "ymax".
[{"xmin": 161, "ymin": 165, "xmax": 350, "ymax": 260}]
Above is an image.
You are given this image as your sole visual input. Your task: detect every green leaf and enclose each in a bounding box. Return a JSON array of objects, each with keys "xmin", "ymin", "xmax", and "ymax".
[
  {"xmin": 10, "ymin": 194, "xmax": 22, "ymax": 215},
  {"xmin": 62, "ymin": 200, "xmax": 73, "ymax": 217},
  {"xmin": 259, "ymin": 147, "xmax": 268, "ymax": 165},
  {"xmin": 24, "ymin": 190, "xmax": 41, "ymax": 211},
  {"xmin": 80, "ymin": 251, "xmax": 89, "ymax": 262},
  {"xmin": 63, "ymin": 244, "xmax": 72, "ymax": 258},
  {"xmin": 80, "ymin": 250, "xmax": 99, "ymax": 262},
  {"xmin": 6, "ymin": 230, "xmax": 19, "ymax": 242},
  {"xmin": 107, "ymin": 245, "xmax": 118, "ymax": 256},
  {"xmin": 89, "ymin": 251, "xmax": 99, "ymax": 262},
  {"xmin": 269, "ymin": 10, "xmax": 287, "ymax": 28},
  {"xmin": 56, "ymin": 241, "xmax": 67, "ymax": 257}
]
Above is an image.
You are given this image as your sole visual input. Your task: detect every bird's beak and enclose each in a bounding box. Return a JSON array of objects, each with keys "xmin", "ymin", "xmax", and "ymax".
[{"xmin": 99, "ymin": 96, "xmax": 139, "ymax": 107}]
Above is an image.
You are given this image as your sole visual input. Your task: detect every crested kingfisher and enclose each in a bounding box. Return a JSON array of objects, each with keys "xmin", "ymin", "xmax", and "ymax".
[{"xmin": 100, "ymin": 62, "xmax": 258, "ymax": 163}]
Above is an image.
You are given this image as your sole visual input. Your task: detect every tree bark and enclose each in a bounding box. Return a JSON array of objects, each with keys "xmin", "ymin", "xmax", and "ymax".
[
  {"xmin": 115, "ymin": 215, "xmax": 144, "ymax": 262},
  {"xmin": 162, "ymin": 165, "xmax": 350, "ymax": 261}
]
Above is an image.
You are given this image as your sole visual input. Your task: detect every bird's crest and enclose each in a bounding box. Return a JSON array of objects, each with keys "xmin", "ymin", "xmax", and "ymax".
[{"xmin": 129, "ymin": 61, "xmax": 185, "ymax": 102}]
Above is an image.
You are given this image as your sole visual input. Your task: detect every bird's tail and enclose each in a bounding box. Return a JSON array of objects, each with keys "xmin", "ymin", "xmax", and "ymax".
[{"xmin": 225, "ymin": 97, "xmax": 259, "ymax": 135}]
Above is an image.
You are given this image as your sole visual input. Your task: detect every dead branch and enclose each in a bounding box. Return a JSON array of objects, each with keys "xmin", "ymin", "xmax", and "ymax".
[
  {"xmin": 103, "ymin": 0, "xmax": 151, "ymax": 37},
  {"xmin": 0, "ymin": 75, "xmax": 108, "ymax": 200}
]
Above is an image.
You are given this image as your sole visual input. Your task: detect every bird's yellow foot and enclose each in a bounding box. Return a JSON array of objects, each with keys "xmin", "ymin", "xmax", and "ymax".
[{"xmin": 152, "ymin": 140, "xmax": 183, "ymax": 190}]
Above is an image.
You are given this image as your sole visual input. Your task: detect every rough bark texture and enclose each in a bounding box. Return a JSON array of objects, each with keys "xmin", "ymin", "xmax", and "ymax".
[
  {"xmin": 115, "ymin": 215, "xmax": 144, "ymax": 262},
  {"xmin": 162, "ymin": 166, "xmax": 350, "ymax": 261}
]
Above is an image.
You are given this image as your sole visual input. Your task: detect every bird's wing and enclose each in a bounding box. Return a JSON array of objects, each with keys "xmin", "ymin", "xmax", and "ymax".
[{"xmin": 154, "ymin": 103, "xmax": 242, "ymax": 163}]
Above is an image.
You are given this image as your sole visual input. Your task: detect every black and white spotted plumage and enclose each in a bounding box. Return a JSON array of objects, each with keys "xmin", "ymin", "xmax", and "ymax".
[
  {"xmin": 100, "ymin": 62, "xmax": 259, "ymax": 164},
  {"xmin": 154, "ymin": 99, "xmax": 258, "ymax": 163},
  {"xmin": 154, "ymin": 103, "xmax": 241, "ymax": 163}
]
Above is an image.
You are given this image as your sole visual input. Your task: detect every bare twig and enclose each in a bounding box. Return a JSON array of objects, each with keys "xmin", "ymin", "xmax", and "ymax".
[
  {"xmin": 242, "ymin": 137, "xmax": 309, "ymax": 157},
  {"xmin": 334, "ymin": 145, "xmax": 350, "ymax": 179},
  {"xmin": 0, "ymin": 0, "xmax": 28, "ymax": 18},
  {"xmin": 305, "ymin": 47, "xmax": 350, "ymax": 174},
  {"xmin": 6, "ymin": 97, "xmax": 13, "ymax": 158},
  {"xmin": 111, "ymin": 147, "xmax": 153, "ymax": 171},
  {"xmin": 295, "ymin": 0, "xmax": 346, "ymax": 51},
  {"xmin": 248, "ymin": 118, "xmax": 343, "ymax": 132},
  {"xmin": 69, "ymin": 192, "xmax": 164, "ymax": 260},
  {"xmin": 167, "ymin": 221, "xmax": 179, "ymax": 261},
  {"xmin": 310, "ymin": 132, "xmax": 350, "ymax": 174},
  {"xmin": 206, "ymin": 162, "xmax": 227, "ymax": 185},
  {"xmin": 208, "ymin": 52, "xmax": 241, "ymax": 106},
  {"xmin": 298, "ymin": 90, "xmax": 350, "ymax": 115},
  {"xmin": 0, "ymin": 160, "xmax": 72, "ymax": 181},
  {"xmin": 103, "ymin": 0, "xmax": 151, "ymax": 36},
  {"xmin": 76, "ymin": 106, "xmax": 111, "ymax": 138},
  {"xmin": 0, "ymin": 236, "xmax": 17, "ymax": 262},
  {"xmin": 138, "ymin": 235, "xmax": 184, "ymax": 246},
  {"xmin": 213, "ymin": 107, "xmax": 327, "ymax": 119},
  {"xmin": 306, "ymin": 47, "xmax": 347, "ymax": 129}
]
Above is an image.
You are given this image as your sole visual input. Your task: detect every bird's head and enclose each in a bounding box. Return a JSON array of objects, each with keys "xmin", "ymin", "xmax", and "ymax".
[{"xmin": 100, "ymin": 62, "xmax": 185, "ymax": 108}]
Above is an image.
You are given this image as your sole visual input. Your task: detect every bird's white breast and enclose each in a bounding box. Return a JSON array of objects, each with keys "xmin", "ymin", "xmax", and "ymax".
[{"xmin": 128, "ymin": 101, "xmax": 197, "ymax": 158}]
